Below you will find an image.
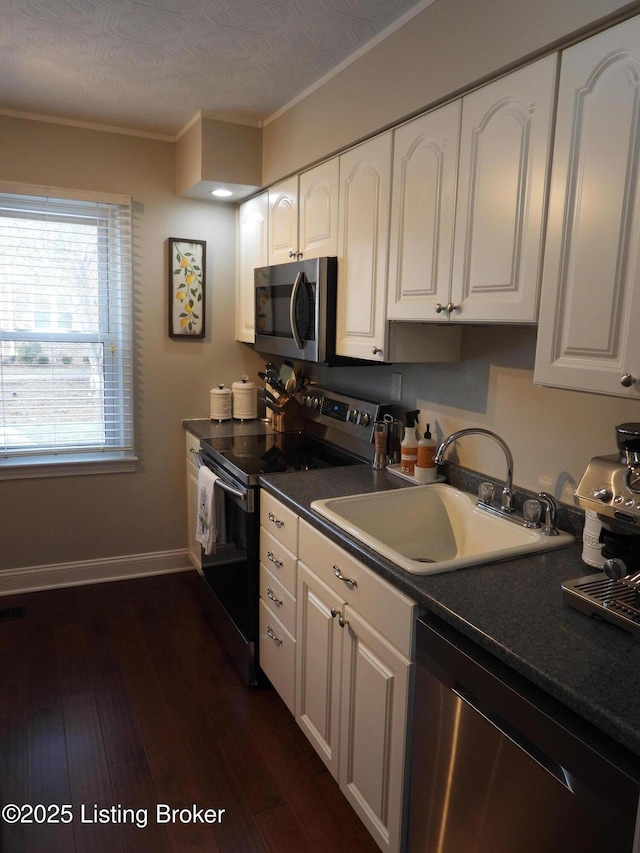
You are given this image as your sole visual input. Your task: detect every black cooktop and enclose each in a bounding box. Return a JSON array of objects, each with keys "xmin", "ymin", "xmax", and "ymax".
[{"xmin": 200, "ymin": 430, "xmax": 366, "ymax": 486}]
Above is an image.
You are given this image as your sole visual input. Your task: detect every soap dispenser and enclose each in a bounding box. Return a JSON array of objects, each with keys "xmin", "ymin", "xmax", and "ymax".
[
  {"xmin": 400, "ymin": 410, "xmax": 419, "ymax": 475},
  {"xmin": 415, "ymin": 423, "xmax": 438, "ymax": 482}
]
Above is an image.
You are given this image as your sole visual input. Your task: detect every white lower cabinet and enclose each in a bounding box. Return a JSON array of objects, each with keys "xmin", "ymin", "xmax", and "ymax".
[{"xmin": 296, "ymin": 520, "xmax": 415, "ymax": 853}]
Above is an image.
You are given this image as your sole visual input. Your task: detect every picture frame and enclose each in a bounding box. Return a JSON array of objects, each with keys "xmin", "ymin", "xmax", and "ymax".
[{"xmin": 168, "ymin": 238, "xmax": 206, "ymax": 338}]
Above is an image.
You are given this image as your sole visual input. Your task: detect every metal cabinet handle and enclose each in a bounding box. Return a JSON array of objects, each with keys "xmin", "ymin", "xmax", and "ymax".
[
  {"xmin": 621, "ymin": 373, "xmax": 636, "ymax": 388},
  {"xmin": 371, "ymin": 346, "xmax": 383, "ymax": 356},
  {"xmin": 268, "ymin": 511, "xmax": 284, "ymax": 528},
  {"xmin": 435, "ymin": 302, "xmax": 460, "ymax": 314},
  {"xmin": 267, "ymin": 587, "xmax": 283, "ymax": 607},
  {"xmin": 333, "ymin": 565, "xmax": 357, "ymax": 587},
  {"xmin": 266, "ymin": 625, "xmax": 283, "ymax": 645},
  {"xmin": 267, "ymin": 550, "xmax": 283, "ymax": 569},
  {"xmin": 330, "ymin": 608, "xmax": 347, "ymax": 627}
]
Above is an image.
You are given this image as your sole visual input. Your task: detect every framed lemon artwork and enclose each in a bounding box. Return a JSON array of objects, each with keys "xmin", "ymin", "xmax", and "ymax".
[{"xmin": 168, "ymin": 238, "xmax": 206, "ymax": 338}]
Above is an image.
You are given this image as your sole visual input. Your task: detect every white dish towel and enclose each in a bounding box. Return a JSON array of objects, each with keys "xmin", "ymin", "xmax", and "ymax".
[{"xmin": 195, "ymin": 465, "xmax": 226, "ymax": 556}]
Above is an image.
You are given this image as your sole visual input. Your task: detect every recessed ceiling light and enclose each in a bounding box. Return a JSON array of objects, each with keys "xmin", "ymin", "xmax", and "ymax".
[{"xmin": 211, "ymin": 188, "xmax": 233, "ymax": 197}]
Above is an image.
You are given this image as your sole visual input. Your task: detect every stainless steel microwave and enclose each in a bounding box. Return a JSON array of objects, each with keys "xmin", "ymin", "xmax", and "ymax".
[{"xmin": 254, "ymin": 257, "xmax": 337, "ymax": 363}]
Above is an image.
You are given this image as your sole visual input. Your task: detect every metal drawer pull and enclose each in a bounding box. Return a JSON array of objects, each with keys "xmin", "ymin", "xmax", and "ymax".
[
  {"xmin": 333, "ymin": 565, "xmax": 357, "ymax": 587},
  {"xmin": 267, "ymin": 550, "xmax": 283, "ymax": 569},
  {"xmin": 267, "ymin": 587, "xmax": 283, "ymax": 607},
  {"xmin": 268, "ymin": 511, "xmax": 285, "ymax": 528},
  {"xmin": 266, "ymin": 625, "xmax": 282, "ymax": 646},
  {"xmin": 330, "ymin": 608, "xmax": 347, "ymax": 627}
]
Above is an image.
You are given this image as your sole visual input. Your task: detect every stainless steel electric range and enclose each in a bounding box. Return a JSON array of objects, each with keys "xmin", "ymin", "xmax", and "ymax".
[{"xmin": 196, "ymin": 387, "xmax": 391, "ymax": 685}]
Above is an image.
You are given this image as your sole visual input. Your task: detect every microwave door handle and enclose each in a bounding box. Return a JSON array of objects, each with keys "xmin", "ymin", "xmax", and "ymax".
[{"xmin": 289, "ymin": 271, "xmax": 304, "ymax": 350}]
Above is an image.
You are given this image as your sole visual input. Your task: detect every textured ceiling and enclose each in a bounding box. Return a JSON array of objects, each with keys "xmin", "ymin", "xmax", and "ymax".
[{"xmin": 0, "ymin": 0, "xmax": 428, "ymax": 138}]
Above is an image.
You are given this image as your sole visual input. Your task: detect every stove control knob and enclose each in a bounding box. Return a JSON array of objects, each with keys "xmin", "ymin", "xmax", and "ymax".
[
  {"xmin": 348, "ymin": 408, "xmax": 359, "ymax": 423},
  {"xmin": 594, "ymin": 488, "xmax": 613, "ymax": 503},
  {"xmin": 359, "ymin": 412, "xmax": 371, "ymax": 427}
]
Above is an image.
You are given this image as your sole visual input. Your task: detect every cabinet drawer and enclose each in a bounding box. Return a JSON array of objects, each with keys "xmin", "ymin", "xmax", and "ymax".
[
  {"xmin": 260, "ymin": 492, "xmax": 299, "ymax": 554},
  {"xmin": 259, "ymin": 599, "xmax": 295, "ymax": 715},
  {"xmin": 260, "ymin": 564, "xmax": 296, "ymax": 637},
  {"xmin": 299, "ymin": 520, "xmax": 416, "ymax": 657},
  {"xmin": 185, "ymin": 430, "xmax": 200, "ymax": 461},
  {"xmin": 260, "ymin": 528, "xmax": 297, "ymax": 596}
]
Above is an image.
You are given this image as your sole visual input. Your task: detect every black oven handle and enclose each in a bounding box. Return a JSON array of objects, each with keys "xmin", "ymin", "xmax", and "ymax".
[
  {"xmin": 289, "ymin": 271, "xmax": 304, "ymax": 350},
  {"xmin": 195, "ymin": 452, "xmax": 247, "ymax": 502}
]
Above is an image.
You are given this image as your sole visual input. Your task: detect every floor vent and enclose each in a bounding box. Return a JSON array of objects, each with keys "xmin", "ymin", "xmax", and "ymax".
[{"xmin": 0, "ymin": 606, "xmax": 26, "ymax": 622}]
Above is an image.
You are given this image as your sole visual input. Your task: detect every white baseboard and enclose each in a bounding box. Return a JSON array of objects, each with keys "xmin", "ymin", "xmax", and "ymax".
[{"xmin": 0, "ymin": 549, "xmax": 195, "ymax": 597}]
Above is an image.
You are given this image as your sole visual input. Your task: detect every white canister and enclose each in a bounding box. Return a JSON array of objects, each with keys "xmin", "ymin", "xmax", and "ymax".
[
  {"xmin": 210, "ymin": 383, "xmax": 232, "ymax": 421},
  {"xmin": 232, "ymin": 376, "xmax": 257, "ymax": 420},
  {"xmin": 582, "ymin": 509, "xmax": 604, "ymax": 569}
]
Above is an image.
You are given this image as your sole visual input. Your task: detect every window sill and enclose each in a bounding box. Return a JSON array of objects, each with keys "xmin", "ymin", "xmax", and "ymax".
[{"xmin": 0, "ymin": 452, "xmax": 138, "ymax": 480}]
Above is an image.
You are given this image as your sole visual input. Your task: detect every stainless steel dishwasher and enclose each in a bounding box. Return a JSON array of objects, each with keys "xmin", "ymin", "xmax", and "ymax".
[{"xmin": 409, "ymin": 614, "xmax": 640, "ymax": 853}]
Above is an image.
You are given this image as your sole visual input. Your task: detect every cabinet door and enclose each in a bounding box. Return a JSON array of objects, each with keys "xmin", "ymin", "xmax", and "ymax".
[
  {"xmin": 259, "ymin": 599, "xmax": 296, "ymax": 716},
  {"xmin": 299, "ymin": 158, "xmax": 339, "ymax": 259},
  {"xmin": 236, "ymin": 192, "xmax": 268, "ymax": 342},
  {"xmin": 295, "ymin": 563, "xmax": 344, "ymax": 779},
  {"xmin": 535, "ymin": 17, "xmax": 640, "ymax": 397},
  {"xmin": 387, "ymin": 101, "xmax": 461, "ymax": 320},
  {"xmin": 268, "ymin": 176, "xmax": 298, "ymax": 264},
  {"xmin": 451, "ymin": 55, "xmax": 557, "ymax": 322},
  {"xmin": 336, "ymin": 134, "xmax": 392, "ymax": 361},
  {"xmin": 339, "ymin": 605, "xmax": 411, "ymax": 853}
]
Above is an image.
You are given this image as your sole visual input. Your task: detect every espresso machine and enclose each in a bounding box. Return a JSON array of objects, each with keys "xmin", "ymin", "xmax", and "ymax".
[{"xmin": 563, "ymin": 423, "xmax": 640, "ymax": 639}]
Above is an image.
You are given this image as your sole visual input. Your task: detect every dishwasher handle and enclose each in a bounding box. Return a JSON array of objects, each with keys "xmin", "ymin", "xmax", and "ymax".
[{"xmin": 453, "ymin": 686, "xmax": 574, "ymax": 793}]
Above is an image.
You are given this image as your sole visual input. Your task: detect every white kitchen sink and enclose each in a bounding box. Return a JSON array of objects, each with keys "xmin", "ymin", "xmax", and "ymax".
[{"xmin": 311, "ymin": 484, "xmax": 573, "ymax": 575}]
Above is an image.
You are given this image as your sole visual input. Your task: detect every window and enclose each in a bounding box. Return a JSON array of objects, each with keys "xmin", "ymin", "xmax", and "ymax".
[{"xmin": 0, "ymin": 183, "xmax": 134, "ymax": 477}]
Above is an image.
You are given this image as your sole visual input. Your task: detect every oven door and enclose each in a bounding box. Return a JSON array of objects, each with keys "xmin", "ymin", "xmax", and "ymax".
[
  {"xmin": 197, "ymin": 453, "xmax": 262, "ymax": 686},
  {"xmin": 254, "ymin": 258, "xmax": 330, "ymax": 361}
]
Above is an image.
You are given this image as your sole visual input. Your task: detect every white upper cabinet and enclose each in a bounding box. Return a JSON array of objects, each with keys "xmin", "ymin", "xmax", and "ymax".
[
  {"xmin": 387, "ymin": 101, "xmax": 461, "ymax": 321},
  {"xmin": 299, "ymin": 158, "xmax": 339, "ymax": 259},
  {"xmin": 336, "ymin": 133, "xmax": 392, "ymax": 361},
  {"xmin": 268, "ymin": 176, "xmax": 298, "ymax": 265},
  {"xmin": 387, "ymin": 55, "xmax": 556, "ymax": 324},
  {"xmin": 534, "ymin": 16, "xmax": 640, "ymax": 398},
  {"xmin": 268, "ymin": 159, "xmax": 339, "ymax": 264},
  {"xmin": 451, "ymin": 54, "xmax": 557, "ymax": 323},
  {"xmin": 236, "ymin": 191, "xmax": 268, "ymax": 343}
]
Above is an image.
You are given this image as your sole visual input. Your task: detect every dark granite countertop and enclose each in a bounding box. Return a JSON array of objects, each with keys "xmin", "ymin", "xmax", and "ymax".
[
  {"xmin": 259, "ymin": 464, "xmax": 640, "ymax": 762},
  {"xmin": 183, "ymin": 417, "xmax": 274, "ymax": 441}
]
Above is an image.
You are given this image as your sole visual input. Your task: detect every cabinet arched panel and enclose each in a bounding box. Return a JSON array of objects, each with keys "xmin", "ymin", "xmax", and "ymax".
[
  {"xmin": 387, "ymin": 100, "xmax": 460, "ymax": 320},
  {"xmin": 299, "ymin": 158, "xmax": 339, "ymax": 259},
  {"xmin": 462, "ymin": 100, "xmax": 530, "ymax": 298},
  {"xmin": 535, "ymin": 17, "xmax": 640, "ymax": 396},
  {"xmin": 452, "ymin": 54, "xmax": 556, "ymax": 322},
  {"xmin": 337, "ymin": 134, "xmax": 391, "ymax": 360}
]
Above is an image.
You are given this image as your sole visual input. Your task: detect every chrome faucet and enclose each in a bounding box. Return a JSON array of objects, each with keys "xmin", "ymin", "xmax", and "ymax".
[{"xmin": 434, "ymin": 428, "xmax": 515, "ymax": 513}]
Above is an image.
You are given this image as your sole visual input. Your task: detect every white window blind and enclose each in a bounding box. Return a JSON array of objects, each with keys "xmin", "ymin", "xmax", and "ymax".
[{"xmin": 0, "ymin": 186, "xmax": 133, "ymax": 466}]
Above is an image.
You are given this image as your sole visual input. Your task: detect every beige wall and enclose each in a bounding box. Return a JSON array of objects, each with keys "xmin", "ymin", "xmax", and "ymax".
[
  {"xmin": 263, "ymin": 0, "xmax": 639, "ymax": 183},
  {"xmin": 0, "ymin": 115, "xmax": 263, "ymax": 572}
]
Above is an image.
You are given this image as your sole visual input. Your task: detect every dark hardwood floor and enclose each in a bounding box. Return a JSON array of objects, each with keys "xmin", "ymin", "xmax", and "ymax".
[{"xmin": 0, "ymin": 571, "xmax": 379, "ymax": 853}]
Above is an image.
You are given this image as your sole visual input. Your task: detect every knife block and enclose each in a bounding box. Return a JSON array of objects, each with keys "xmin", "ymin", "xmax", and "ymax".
[{"xmin": 271, "ymin": 398, "xmax": 305, "ymax": 432}]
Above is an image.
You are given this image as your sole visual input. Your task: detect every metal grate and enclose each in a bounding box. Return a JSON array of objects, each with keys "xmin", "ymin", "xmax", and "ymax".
[
  {"xmin": 562, "ymin": 574, "xmax": 640, "ymax": 640},
  {"xmin": 0, "ymin": 606, "xmax": 26, "ymax": 623}
]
